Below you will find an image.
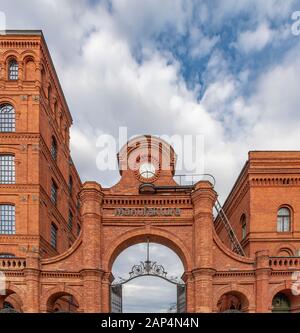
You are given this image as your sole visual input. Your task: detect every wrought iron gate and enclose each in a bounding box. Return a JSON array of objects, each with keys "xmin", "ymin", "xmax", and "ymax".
[{"xmin": 110, "ymin": 238, "xmax": 186, "ymax": 313}]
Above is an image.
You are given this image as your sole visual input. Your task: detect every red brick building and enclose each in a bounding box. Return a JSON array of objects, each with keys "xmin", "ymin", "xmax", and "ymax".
[{"xmin": 0, "ymin": 30, "xmax": 299, "ymax": 313}]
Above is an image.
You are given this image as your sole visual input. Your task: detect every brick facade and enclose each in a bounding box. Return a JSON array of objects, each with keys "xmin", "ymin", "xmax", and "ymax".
[{"xmin": 0, "ymin": 31, "xmax": 300, "ymax": 313}]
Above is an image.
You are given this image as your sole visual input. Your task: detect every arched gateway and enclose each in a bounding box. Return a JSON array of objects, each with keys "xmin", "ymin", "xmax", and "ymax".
[
  {"xmin": 36, "ymin": 135, "xmax": 255, "ymax": 313},
  {"xmin": 1, "ymin": 32, "xmax": 300, "ymax": 313},
  {"xmin": 110, "ymin": 238, "xmax": 186, "ymax": 313},
  {"xmin": 1, "ymin": 135, "xmax": 300, "ymax": 313}
]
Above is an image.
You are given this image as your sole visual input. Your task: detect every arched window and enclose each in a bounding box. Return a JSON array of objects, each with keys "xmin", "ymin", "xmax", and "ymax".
[
  {"xmin": 8, "ymin": 59, "xmax": 18, "ymax": 80},
  {"xmin": 51, "ymin": 136, "xmax": 58, "ymax": 161},
  {"xmin": 0, "ymin": 104, "xmax": 15, "ymax": 132},
  {"xmin": 240, "ymin": 214, "xmax": 247, "ymax": 240},
  {"xmin": 277, "ymin": 207, "xmax": 291, "ymax": 232},
  {"xmin": 50, "ymin": 223, "xmax": 58, "ymax": 249},
  {"xmin": 0, "ymin": 205, "xmax": 16, "ymax": 234},
  {"xmin": 0, "ymin": 155, "xmax": 15, "ymax": 184},
  {"xmin": 51, "ymin": 180, "xmax": 58, "ymax": 206}
]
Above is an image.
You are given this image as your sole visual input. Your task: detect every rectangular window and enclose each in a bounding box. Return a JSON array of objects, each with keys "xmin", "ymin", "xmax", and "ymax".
[
  {"xmin": 50, "ymin": 223, "xmax": 58, "ymax": 249},
  {"xmin": 0, "ymin": 205, "xmax": 15, "ymax": 234},
  {"xmin": 242, "ymin": 224, "xmax": 246, "ymax": 239},
  {"xmin": 51, "ymin": 182, "xmax": 58, "ymax": 205},
  {"xmin": 277, "ymin": 218, "xmax": 282, "ymax": 232},
  {"xmin": 51, "ymin": 137, "xmax": 57, "ymax": 161},
  {"xmin": 0, "ymin": 155, "xmax": 15, "ymax": 184},
  {"xmin": 0, "ymin": 104, "xmax": 15, "ymax": 132},
  {"xmin": 9, "ymin": 61, "xmax": 18, "ymax": 80},
  {"xmin": 277, "ymin": 217, "xmax": 290, "ymax": 232},
  {"xmin": 283, "ymin": 217, "xmax": 290, "ymax": 232},
  {"xmin": 277, "ymin": 216, "xmax": 290, "ymax": 232},
  {"xmin": 69, "ymin": 176, "xmax": 73, "ymax": 194},
  {"xmin": 68, "ymin": 210, "xmax": 73, "ymax": 231}
]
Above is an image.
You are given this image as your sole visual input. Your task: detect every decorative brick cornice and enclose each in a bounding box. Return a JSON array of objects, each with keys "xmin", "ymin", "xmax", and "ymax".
[
  {"xmin": 214, "ymin": 271, "xmax": 255, "ymax": 278},
  {"xmin": 0, "ymin": 40, "xmax": 40, "ymax": 49},
  {"xmin": 250, "ymin": 176, "xmax": 300, "ymax": 186},
  {"xmin": 41, "ymin": 271, "xmax": 81, "ymax": 279}
]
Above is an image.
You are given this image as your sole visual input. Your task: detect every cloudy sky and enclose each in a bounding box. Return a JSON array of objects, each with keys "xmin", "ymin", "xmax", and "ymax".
[{"xmin": 1, "ymin": 0, "xmax": 300, "ymax": 312}]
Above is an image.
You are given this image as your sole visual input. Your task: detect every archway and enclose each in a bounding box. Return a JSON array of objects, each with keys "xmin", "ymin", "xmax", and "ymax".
[
  {"xmin": 111, "ymin": 239, "xmax": 186, "ymax": 313},
  {"xmin": 46, "ymin": 291, "xmax": 80, "ymax": 313},
  {"xmin": 217, "ymin": 291, "xmax": 249, "ymax": 313},
  {"xmin": 272, "ymin": 289, "xmax": 300, "ymax": 313},
  {"xmin": 0, "ymin": 289, "xmax": 23, "ymax": 313}
]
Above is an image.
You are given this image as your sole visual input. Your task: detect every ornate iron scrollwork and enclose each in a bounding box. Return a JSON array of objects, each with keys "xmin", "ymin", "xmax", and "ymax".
[
  {"xmin": 129, "ymin": 260, "xmax": 167, "ymax": 279},
  {"xmin": 112, "ymin": 238, "xmax": 184, "ymax": 286}
]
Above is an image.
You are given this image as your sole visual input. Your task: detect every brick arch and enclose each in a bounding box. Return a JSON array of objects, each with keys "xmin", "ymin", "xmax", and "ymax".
[
  {"xmin": 5, "ymin": 285, "xmax": 25, "ymax": 300},
  {"xmin": 20, "ymin": 50, "xmax": 36, "ymax": 61},
  {"xmin": 0, "ymin": 97, "xmax": 17, "ymax": 108},
  {"xmin": 268, "ymin": 283, "xmax": 294, "ymax": 310},
  {"xmin": 2, "ymin": 50, "xmax": 19, "ymax": 62},
  {"xmin": 103, "ymin": 227, "xmax": 193, "ymax": 272},
  {"xmin": 1, "ymin": 284, "xmax": 25, "ymax": 311},
  {"xmin": 4, "ymin": 293, "xmax": 23, "ymax": 312},
  {"xmin": 0, "ymin": 147, "xmax": 19, "ymax": 154},
  {"xmin": 22, "ymin": 53, "xmax": 36, "ymax": 81},
  {"xmin": 268, "ymin": 284, "xmax": 300, "ymax": 313},
  {"xmin": 274, "ymin": 243, "xmax": 296, "ymax": 256},
  {"xmin": 40, "ymin": 286, "xmax": 82, "ymax": 312},
  {"xmin": 214, "ymin": 285, "xmax": 254, "ymax": 312}
]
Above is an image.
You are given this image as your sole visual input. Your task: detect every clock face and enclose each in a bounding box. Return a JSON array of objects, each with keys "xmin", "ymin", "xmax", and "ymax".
[{"xmin": 139, "ymin": 162, "xmax": 156, "ymax": 179}]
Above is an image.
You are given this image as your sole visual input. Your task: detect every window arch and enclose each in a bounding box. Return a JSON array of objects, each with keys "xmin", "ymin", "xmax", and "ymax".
[
  {"xmin": 8, "ymin": 59, "xmax": 18, "ymax": 80},
  {"xmin": 0, "ymin": 155, "xmax": 15, "ymax": 184},
  {"xmin": 0, "ymin": 204, "xmax": 16, "ymax": 234},
  {"xmin": 51, "ymin": 136, "xmax": 58, "ymax": 161},
  {"xmin": 277, "ymin": 248, "xmax": 294, "ymax": 257},
  {"xmin": 277, "ymin": 207, "xmax": 291, "ymax": 232},
  {"xmin": 0, "ymin": 104, "xmax": 15, "ymax": 132}
]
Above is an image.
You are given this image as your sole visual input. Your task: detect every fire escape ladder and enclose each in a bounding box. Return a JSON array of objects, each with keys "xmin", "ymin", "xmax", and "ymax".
[{"xmin": 214, "ymin": 199, "xmax": 245, "ymax": 257}]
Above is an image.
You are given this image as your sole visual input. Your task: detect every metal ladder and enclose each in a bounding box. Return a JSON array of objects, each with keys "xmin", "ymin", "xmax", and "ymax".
[{"xmin": 214, "ymin": 199, "xmax": 245, "ymax": 257}]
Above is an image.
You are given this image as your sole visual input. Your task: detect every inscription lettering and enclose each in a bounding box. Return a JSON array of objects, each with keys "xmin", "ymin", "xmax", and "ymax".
[{"xmin": 114, "ymin": 207, "xmax": 181, "ymax": 217}]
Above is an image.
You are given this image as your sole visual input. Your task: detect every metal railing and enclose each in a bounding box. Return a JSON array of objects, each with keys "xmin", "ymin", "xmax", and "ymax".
[{"xmin": 173, "ymin": 173, "xmax": 216, "ymax": 187}]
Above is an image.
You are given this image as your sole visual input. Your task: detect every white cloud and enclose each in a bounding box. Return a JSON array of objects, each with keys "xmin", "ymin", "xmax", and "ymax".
[
  {"xmin": 2, "ymin": 0, "xmax": 300, "ymax": 311},
  {"xmin": 236, "ymin": 22, "xmax": 274, "ymax": 53},
  {"xmin": 188, "ymin": 27, "xmax": 219, "ymax": 58}
]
